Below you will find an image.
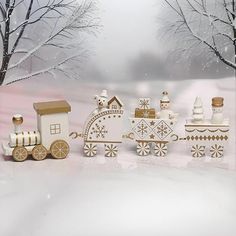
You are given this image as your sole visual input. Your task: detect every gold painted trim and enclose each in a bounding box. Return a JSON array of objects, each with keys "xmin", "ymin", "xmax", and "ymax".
[
  {"xmin": 84, "ymin": 141, "xmax": 122, "ymax": 144},
  {"xmin": 22, "ymin": 132, "xmax": 25, "ymax": 146},
  {"xmin": 185, "ymin": 128, "xmax": 229, "ymax": 133},
  {"xmin": 28, "ymin": 132, "xmax": 31, "ymax": 145},
  {"xmin": 185, "ymin": 124, "xmax": 229, "ymax": 127},
  {"xmin": 136, "ymin": 140, "xmax": 169, "ymax": 144},
  {"xmin": 84, "ymin": 109, "xmax": 124, "ymax": 139},
  {"xmin": 16, "ymin": 134, "xmax": 18, "ymax": 146},
  {"xmin": 33, "ymin": 100, "xmax": 71, "ymax": 115},
  {"xmin": 34, "ymin": 131, "xmax": 38, "ymax": 144}
]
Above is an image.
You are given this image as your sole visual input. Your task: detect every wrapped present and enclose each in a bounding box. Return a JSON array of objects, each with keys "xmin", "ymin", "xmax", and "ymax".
[
  {"xmin": 135, "ymin": 108, "xmax": 156, "ymax": 118},
  {"xmin": 139, "ymin": 98, "xmax": 150, "ymax": 109}
]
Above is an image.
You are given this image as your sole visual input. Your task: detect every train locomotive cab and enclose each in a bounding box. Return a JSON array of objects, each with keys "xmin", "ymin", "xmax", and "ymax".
[{"xmin": 2, "ymin": 100, "xmax": 71, "ymax": 161}]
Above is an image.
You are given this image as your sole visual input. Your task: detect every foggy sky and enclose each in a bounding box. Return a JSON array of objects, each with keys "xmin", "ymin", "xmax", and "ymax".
[
  {"xmin": 82, "ymin": 0, "xmax": 162, "ymax": 81},
  {"xmin": 81, "ymin": 0, "xmax": 233, "ymax": 81}
]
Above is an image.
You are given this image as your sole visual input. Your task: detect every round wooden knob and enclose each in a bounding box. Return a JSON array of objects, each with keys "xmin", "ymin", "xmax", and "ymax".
[{"xmin": 12, "ymin": 114, "xmax": 23, "ymax": 125}]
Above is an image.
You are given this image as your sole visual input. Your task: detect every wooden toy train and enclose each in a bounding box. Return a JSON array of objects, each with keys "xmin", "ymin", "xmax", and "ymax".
[{"xmin": 1, "ymin": 90, "xmax": 229, "ymax": 161}]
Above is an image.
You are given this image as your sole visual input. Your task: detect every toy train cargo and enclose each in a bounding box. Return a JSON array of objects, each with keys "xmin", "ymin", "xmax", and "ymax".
[
  {"xmin": 83, "ymin": 109, "xmax": 124, "ymax": 157},
  {"xmin": 1, "ymin": 90, "xmax": 231, "ymax": 162},
  {"xmin": 185, "ymin": 119, "xmax": 229, "ymax": 158},
  {"xmin": 130, "ymin": 118, "xmax": 176, "ymax": 156}
]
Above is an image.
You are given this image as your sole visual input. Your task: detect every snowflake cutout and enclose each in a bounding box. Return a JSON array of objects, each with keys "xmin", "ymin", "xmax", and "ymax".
[
  {"xmin": 139, "ymin": 98, "xmax": 150, "ymax": 109},
  {"xmin": 93, "ymin": 124, "xmax": 108, "ymax": 138},
  {"xmin": 153, "ymin": 120, "xmax": 172, "ymax": 140},
  {"xmin": 133, "ymin": 119, "xmax": 152, "ymax": 139}
]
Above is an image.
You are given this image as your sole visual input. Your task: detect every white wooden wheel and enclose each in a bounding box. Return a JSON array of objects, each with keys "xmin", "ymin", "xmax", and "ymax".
[
  {"xmin": 84, "ymin": 143, "xmax": 97, "ymax": 157},
  {"xmin": 136, "ymin": 142, "xmax": 150, "ymax": 156},
  {"xmin": 154, "ymin": 143, "xmax": 168, "ymax": 157},
  {"xmin": 50, "ymin": 140, "xmax": 69, "ymax": 159},
  {"xmin": 210, "ymin": 144, "xmax": 224, "ymax": 158},
  {"xmin": 32, "ymin": 145, "xmax": 48, "ymax": 161},
  {"xmin": 12, "ymin": 146, "xmax": 28, "ymax": 162},
  {"xmin": 104, "ymin": 144, "xmax": 118, "ymax": 157},
  {"xmin": 191, "ymin": 145, "xmax": 205, "ymax": 158}
]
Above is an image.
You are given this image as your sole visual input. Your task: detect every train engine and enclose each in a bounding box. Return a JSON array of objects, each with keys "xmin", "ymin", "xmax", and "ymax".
[{"xmin": 2, "ymin": 100, "xmax": 71, "ymax": 161}]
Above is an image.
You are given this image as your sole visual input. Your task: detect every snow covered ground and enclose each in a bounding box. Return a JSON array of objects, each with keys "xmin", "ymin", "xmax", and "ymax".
[{"xmin": 0, "ymin": 77, "xmax": 235, "ymax": 236}]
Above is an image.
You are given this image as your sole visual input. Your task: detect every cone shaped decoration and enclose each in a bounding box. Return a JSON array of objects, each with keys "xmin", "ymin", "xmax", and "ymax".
[{"xmin": 192, "ymin": 97, "xmax": 204, "ymax": 123}]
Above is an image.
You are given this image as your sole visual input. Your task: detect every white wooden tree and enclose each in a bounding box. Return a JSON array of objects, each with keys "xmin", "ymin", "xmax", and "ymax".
[{"xmin": 192, "ymin": 96, "xmax": 204, "ymax": 123}]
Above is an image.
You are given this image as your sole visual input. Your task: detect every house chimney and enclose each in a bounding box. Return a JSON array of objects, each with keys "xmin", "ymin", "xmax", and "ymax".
[{"xmin": 12, "ymin": 114, "xmax": 23, "ymax": 134}]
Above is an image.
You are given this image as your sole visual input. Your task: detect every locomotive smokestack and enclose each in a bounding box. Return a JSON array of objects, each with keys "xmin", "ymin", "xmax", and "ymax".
[{"xmin": 12, "ymin": 114, "xmax": 23, "ymax": 134}]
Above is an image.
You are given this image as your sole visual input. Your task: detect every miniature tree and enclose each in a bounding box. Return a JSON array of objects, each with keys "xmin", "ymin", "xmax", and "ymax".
[{"xmin": 192, "ymin": 97, "xmax": 204, "ymax": 123}]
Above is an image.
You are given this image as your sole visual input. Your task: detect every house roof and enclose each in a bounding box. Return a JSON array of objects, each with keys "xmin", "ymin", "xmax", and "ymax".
[
  {"xmin": 33, "ymin": 100, "xmax": 71, "ymax": 115},
  {"xmin": 108, "ymin": 96, "xmax": 123, "ymax": 107}
]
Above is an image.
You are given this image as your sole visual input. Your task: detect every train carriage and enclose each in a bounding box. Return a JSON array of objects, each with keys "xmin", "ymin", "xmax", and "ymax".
[
  {"xmin": 185, "ymin": 120, "xmax": 229, "ymax": 158},
  {"xmin": 83, "ymin": 96, "xmax": 124, "ymax": 157},
  {"xmin": 129, "ymin": 95, "xmax": 178, "ymax": 157},
  {"xmin": 130, "ymin": 117, "xmax": 176, "ymax": 156}
]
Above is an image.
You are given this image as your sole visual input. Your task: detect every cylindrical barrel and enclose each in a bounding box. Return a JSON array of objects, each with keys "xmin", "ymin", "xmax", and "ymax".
[{"xmin": 9, "ymin": 131, "xmax": 41, "ymax": 147}]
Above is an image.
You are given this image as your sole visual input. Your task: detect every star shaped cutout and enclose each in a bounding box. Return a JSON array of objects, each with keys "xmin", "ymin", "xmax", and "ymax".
[
  {"xmin": 150, "ymin": 121, "xmax": 155, "ymax": 126},
  {"xmin": 150, "ymin": 134, "xmax": 155, "ymax": 139}
]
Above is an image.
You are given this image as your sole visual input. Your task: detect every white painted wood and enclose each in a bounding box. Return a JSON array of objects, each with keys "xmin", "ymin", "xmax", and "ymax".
[
  {"xmin": 84, "ymin": 109, "xmax": 124, "ymax": 143},
  {"xmin": 185, "ymin": 119, "xmax": 229, "ymax": 157},
  {"xmin": 9, "ymin": 131, "xmax": 41, "ymax": 147},
  {"xmin": 211, "ymin": 107, "xmax": 224, "ymax": 124},
  {"xmin": 192, "ymin": 96, "xmax": 204, "ymax": 123},
  {"xmin": 2, "ymin": 142, "xmax": 35, "ymax": 156},
  {"xmin": 38, "ymin": 113, "xmax": 70, "ymax": 150},
  {"xmin": 130, "ymin": 118, "xmax": 176, "ymax": 142}
]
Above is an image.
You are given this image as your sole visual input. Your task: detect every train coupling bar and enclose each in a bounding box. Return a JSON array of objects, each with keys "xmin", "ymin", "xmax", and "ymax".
[
  {"xmin": 171, "ymin": 134, "xmax": 186, "ymax": 142},
  {"xmin": 122, "ymin": 132, "xmax": 135, "ymax": 140},
  {"xmin": 70, "ymin": 132, "xmax": 84, "ymax": 139}
]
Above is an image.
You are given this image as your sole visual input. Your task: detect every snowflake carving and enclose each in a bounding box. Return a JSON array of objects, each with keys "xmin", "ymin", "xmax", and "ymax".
[
  {"xmin": 139, "ymin": 98, "xmax": 150, "ymax": 109},
  {"xmin": 153, "ymin": 120, "xmax": 172, "ymax": 140},
  {"xmin": 93, "ymin": 124, "xmax": 108, "ymax": 138},
  {"xmin": 133, "ymin": 119, "xmax": 152, "ymax": 139}
]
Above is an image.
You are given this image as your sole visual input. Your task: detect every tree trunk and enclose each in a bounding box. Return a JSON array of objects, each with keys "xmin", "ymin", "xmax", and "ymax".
[
  {"xmin": 233, "ymin": 1, "xmax": 236, "ymax": 78},
  {"xmin": 0, "ymin": 55, "xmax": 11, "ymax": 85},
  {"xmin": 0, "ymin": 0, "xmax": 11, "ymax": 85}
]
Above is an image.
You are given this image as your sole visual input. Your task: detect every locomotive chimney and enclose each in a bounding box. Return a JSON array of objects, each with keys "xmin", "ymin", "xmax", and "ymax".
[{"xmin": 12, "ymin": 114, "xmax": 23, "ymax": 134}]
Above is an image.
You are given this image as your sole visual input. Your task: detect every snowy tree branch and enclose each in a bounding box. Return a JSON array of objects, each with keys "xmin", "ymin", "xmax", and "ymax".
[
  {"xmin": 0, "ymin": 2, "xmax": 6, "ymax": 19},
  {"xmin": 185, "ymin": 0, "xmax": 232, "ymax": 27},
  {"xmin": 0, "ymin": 25, "xmax": 3, "ymax": 41},
  {"xmin": 10, "ymin": 0, "xmax": 34, "ymax": 54},
  {"xmin": 163, "ymin": 0, "xmax": 236, "ymax": 70},
  {"xmin": 6, "ymin": 53, "xmax": 81, "ymax": 85},
  {"xmin": 8, "ymin": 2, "xmax": 99, "ymax": 70},
  {"xmin": 0, "ymin": 0, "xmax": 99, "ymax": 86}
]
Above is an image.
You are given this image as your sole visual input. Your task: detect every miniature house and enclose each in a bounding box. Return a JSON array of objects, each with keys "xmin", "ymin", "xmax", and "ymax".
[
  {"xmin": 108, "ymin": 96, "xmax": 123, "ymax": 110},
  {"xmin": 33, "ymin": 100, "xmax": 71, "ymax": 150}
]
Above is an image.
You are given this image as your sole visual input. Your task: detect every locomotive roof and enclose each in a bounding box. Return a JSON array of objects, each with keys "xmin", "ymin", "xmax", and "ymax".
[{"xmin": 33, "ymin": 100, "xmax": 71, "ymax": 115}]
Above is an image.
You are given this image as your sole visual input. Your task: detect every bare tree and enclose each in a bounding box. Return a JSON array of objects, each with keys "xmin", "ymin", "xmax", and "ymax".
[
  {"xmin": 161, "ymin": 0, "xmax": 236, "ymax": 71},
  {"xmin": 0, "ymin": 0, "xmax": 99, "ymax": 85}
]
